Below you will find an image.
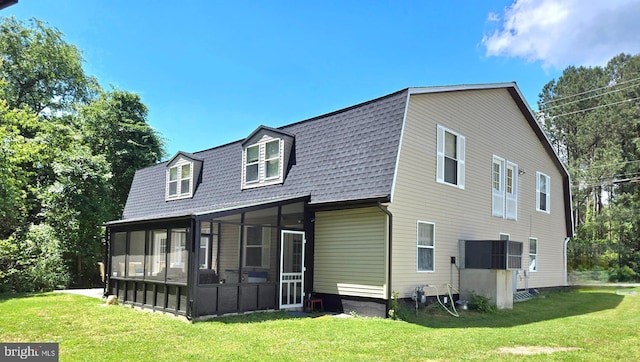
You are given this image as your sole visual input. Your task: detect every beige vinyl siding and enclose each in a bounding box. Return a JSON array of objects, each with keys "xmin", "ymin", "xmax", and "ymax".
[
  {"xmin": 314, "ymin": 207, "xmax": 388, "ymax": 299},
  {"xmin": 389, "ymin": 88, "xmax": 568, "ymax": 298},
  {"xmin": 218, "ymin": 224, "xmax": 240, "ymax": 282}
]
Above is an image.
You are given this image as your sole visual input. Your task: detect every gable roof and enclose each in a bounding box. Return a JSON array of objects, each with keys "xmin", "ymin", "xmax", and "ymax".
[
  {"xmin": 241, "ymin": 125, "xmax": 295, "ymax": 146},
  {"xmin": 118, "ymin": 89, "xmax": 409, "ymax": 222}
]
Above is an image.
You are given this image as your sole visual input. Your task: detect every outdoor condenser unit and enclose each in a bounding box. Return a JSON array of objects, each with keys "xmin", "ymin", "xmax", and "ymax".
[{"xmin": 458, "ymin": 240, "xmax": 523, "ymax": 270}]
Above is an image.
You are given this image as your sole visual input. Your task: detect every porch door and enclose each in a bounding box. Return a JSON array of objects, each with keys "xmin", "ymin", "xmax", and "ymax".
[{"xmin": 280, "ymin": 230, "xmax": 305, "ymax": 309}]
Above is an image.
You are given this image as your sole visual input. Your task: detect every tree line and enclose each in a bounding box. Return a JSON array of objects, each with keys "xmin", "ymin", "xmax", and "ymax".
[
  {"xmin": 0, "ymin": 17, "xmax": 164, "ymax": 292},
  {"xmin": 539, "ymin": 53, "xmax": 640, "ymax": 281}
]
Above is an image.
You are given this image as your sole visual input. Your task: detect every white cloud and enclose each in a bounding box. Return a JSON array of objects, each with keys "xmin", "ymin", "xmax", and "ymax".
[{"xmin": 482, "ymin": 0, "xmax": 640, "ymax": 68}]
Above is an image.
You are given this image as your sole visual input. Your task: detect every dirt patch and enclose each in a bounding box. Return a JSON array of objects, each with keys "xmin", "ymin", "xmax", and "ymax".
[{"xmin": 497, "ymin": 346, "xmax": 580, "ymax": 355}]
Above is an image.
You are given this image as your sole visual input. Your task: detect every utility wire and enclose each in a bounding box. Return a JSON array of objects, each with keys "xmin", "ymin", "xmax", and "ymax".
[
  {"xmin": 578, "ymin": 160, "xmax": 640, "ymax": 170},
  {"xmin": 541, "ymin": 75, "xmax": 640, "ymax": 105},
  {"xmin": 546, "ymin": 97, "xmax": 640, "ymax": 118},
  {"xmin": 541, "ymin": 82, "xmax": 640, "ymax": 111}
]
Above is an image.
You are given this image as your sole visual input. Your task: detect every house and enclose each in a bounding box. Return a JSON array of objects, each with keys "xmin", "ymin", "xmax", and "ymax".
[{"xmin": 105, "ymin": 83, "xmax": 573, "ymax": 318}]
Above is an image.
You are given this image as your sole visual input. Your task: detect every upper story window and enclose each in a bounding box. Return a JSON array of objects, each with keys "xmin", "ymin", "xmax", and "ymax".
[
  {"xmin": 165, "ymin": 152, "xmax": 202, "ymax": 201},
  {"xmin": 168, "ymin": 163, "xmax": 191, "ymax": 197},
  {"xmin": 245, "ymin": 145, "xmax": 260, "ymax": 183},
  {"xmin": 436, "ymin": 125, "xmax": 465, "ymax": 189},
  {"xmin": 243, "ymin": 139, "xmax": 282, "ymax": 185},
  {"xmin": 492, "ymin": 156, "xmax": 518, "ymax": 220},
  {"xmin": 536, "ymin": 172, "xmax": 550, "ymax": 213},
  {"xmin": 241, "ymin": 125, "xmax": 294, "ymax": 190},
  {"xmin": 265, "ymin": 140, "xmax": 280, "ymax": 179}
]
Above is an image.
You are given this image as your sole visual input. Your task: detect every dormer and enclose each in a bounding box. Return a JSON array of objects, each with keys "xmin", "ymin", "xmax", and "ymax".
[
  {"xmin": 165, "ymin": 151, "xmax": 203, "ymax": 201},
  {"xmin": 241, "ymin": 126, "xmax": 294, "ymax": 190}
]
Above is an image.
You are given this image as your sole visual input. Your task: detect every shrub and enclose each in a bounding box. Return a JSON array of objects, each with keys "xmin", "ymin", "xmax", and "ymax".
[
  {"xmin": 469, "ymin": 291, "xmax": 497, "ymax": 313},
  {"xmin": 608, "ymin": 265, "xmax": 637, "ymax": 282},
  {"xmin": 0, "ymin": 224, "xmax": 70, "ymax": 293}
]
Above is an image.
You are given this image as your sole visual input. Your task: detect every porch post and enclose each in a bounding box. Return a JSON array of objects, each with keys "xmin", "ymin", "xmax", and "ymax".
[
  {"xmin": 188, "ymin": 216, "xmax": 198, "ymax": 319},
  {"xmin": 276, "ymin": 205, "xmax": 283, "ymax": 309},
  {"xmin": 237, "ymin": 212, "xmax": 245, "ymax": 312}
]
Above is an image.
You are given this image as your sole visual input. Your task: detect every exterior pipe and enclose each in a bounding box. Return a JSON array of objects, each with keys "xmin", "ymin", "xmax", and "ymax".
[
  {"xmin": 377, "ymin": 201, "xmax": 393, "ymax": 317},
  {"xmin": 563, "ymin": 237, "xmax": 571, "ymax": 286}
]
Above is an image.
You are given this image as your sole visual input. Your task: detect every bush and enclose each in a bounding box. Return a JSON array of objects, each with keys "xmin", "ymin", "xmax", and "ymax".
[
  {"xmin": 0, "ymin": 224, "xmax": 70, "ymax": 293},
  {"xmin": 608, "ymin": 265, "xmax": 637, "ymax": 282},
  {"xmin": 469, "ymin": 292, "xmax": 497, "ymax": 313}
]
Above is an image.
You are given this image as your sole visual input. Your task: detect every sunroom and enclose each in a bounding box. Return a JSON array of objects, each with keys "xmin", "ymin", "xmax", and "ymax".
[{"xmin": 106, "ymin": 198, "xmax": 311, "ymax": 319}]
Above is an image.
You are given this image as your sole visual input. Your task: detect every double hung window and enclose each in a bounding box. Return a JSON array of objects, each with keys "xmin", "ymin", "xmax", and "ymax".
[
  {"xmin": 529, "ymin": 238, "xmax": 538, "ymax": 272},
  {"xmin": 244, "ymin": 226, "xmax": 271, "ymax": 268},
  {"xmin": 167, "ymin": 163, "xmax": 192, "ymax": 199},
  {"xmin": 536, "ymin": 172, "xmax": 550, "ymax": 213},
  {"xmin": 436, "ymin": 125, "xmax": 465, "ymax": 189},
  {"xmin": 243, "ymin": 139, "xmax": 282, "ymax": 186},
  {"xmin": 417, "ymin": 221, "xmax": 435, "ymax": 272}
]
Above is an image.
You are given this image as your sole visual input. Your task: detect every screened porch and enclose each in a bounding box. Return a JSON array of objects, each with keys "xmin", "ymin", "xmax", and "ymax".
[{"xmin": 106, "ymin": 198, "xmax": 311, "ymax": 318}]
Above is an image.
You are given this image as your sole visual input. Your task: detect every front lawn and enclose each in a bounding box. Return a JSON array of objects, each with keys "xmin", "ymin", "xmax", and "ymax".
[{"xmin": 0, "ymin": 287, "xmax": 638, "ymax": 361}]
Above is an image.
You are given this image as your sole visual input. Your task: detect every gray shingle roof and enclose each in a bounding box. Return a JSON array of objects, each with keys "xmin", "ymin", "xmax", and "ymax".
[{"xmin": 119, "ymin": 89, "xmax": 409, "ymax": 221}]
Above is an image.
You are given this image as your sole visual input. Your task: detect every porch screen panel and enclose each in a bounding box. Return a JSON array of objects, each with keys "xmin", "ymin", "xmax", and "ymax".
[
  {"xmin": 111, "ymin": 232, "xmax": 126, "ymax": 277},
  {"xmin": 128, "ymin": 231, "xmax": 145, "ymax": 278},
  {"xmin": 168, "ymin": 228, "xmax": 188, "ymax": 283},
  {"xmin": 147, "ymin": 230, "xmax": 167, "ymax": 281}
]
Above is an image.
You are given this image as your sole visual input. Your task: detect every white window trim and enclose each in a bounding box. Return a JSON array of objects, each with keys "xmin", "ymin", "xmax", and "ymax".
[
  {"xmin": 199, "ymin": 236, "xmax": 210, "ymax": 269},
  {"xmin": 416, "ymin": 221, "xmax": 435, "ymax": 272},
  {"xmin": 242, "ymin": 138, "xmax": 284, "ymax": 188},
  {"xmin": 505, "ymin": 161, "xmax": 518, "ymax": 220},
  {"xmin": 264, "ymin": 139, "xmax": 281, "ymax": 181},
  {"xmin": 166, "ymin": 160, "xmax": 193, "ymax": 200},
  {"xmin": 492, "ymin": 156, "xmax": 505, "ymax": 218},
  {"xmin": 499, "ymin": 233, "xmax": 510, "ymax": 240},
  {"xmin": 436, "ymin": 125, "xmax": 465, "ymax": 189},
  {"xmin": 245, "ymin": 144, "xmax": 260, "ymax": 184},
  {"xmin": 492, "ymin": 156, "xmax": 518, "ymax": 220},
  {"xmin": 529, "ymin": 237, "xmax": 538, "ymax": 272},
  {"xmin": 536, "ymin": 172, "xmax": 551, "ymax": 213},
  {"xmin": 243, "ymin": 226, "xmax": 271, "ymax": 268}
]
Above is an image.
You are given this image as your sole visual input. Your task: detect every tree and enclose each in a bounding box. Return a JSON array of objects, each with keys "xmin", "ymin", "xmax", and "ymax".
[
  {"xmin": 0, "ymin": 99, "xmax": 39, "ymax": 239},
  {"xmin": 0, "ymin": 18, "xmax": 165, "ymax": 290},
  {"xmin": 80, "ymin": 89, "xmax": 165, "ymax": 218},
  {"xmin": 0, "ymin": 17, "xmax": 96, "ymax": 115},
  {"xmin": 539, "ymin": 53, "xmax": 640, "ymax": 278}
]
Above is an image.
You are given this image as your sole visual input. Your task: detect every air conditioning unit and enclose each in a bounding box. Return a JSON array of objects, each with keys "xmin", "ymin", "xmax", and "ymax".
[{"xmin": 458, "ymin": 240, "xmax": 523, "ymax": 270}]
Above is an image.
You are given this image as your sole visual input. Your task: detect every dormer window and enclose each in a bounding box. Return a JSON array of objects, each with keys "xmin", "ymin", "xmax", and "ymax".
[
  {"xmin": 169, "ymin": 163, "xmax": 191, "ymax": 197},
  {"xmin": 165, "ymin": 152, "xmax": 202, "ymax": 201},
  {"xmin": 265, "ymin": 140, "xmax": 280, "ymax": 179},
  {"xmin": 241, "ymin": 125, "xmax": 294, "ymax": 190},
  {"xmin": 245, "ymin": 145, "xmax": 260, "ymax": 183}
]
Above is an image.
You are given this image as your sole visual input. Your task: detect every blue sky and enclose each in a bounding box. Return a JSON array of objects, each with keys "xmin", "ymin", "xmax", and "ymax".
[{"xmin": 6, "ymin": 0, "xmax": 640, "ymax": 159}]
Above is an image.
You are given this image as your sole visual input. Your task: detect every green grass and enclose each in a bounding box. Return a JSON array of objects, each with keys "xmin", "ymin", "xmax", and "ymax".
[{"xmin": 0, "ymin": 287, "xmax": 638, "ymax": 361}]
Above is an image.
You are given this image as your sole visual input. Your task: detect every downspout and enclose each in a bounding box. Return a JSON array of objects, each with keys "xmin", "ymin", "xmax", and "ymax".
[
  {"xmin": 377, "ymin": 201, "xmax": 392, "ymax": 317},
  {"xmin": 563, "ymin": 237, "xmax": 570, "ymax": 286}
]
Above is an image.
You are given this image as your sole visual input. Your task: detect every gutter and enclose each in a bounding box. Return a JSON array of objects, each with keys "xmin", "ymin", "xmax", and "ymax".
[
  {"xmin": 377, "ymin": 201, "xmax": 393, "ymax": 316},
  {"xmin": 564, "ymin": 237, "xmax": 571, "ymax": 286}
]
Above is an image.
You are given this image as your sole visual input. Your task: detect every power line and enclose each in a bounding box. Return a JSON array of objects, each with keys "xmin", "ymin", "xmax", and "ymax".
[
  {"xmin": 541, "ymin": 82, "xmax": 640, "ymax": 111},
  {"xmin": 579, "ymin": 160, "xmax": 640, "ymax": 170},
  {"xmin": 546, "ymin": 97, "xmax": 640, "ymax": 118},
  {"xmin": 541, "ymin": 75, "xmax": 640, "ymax": 105}
]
